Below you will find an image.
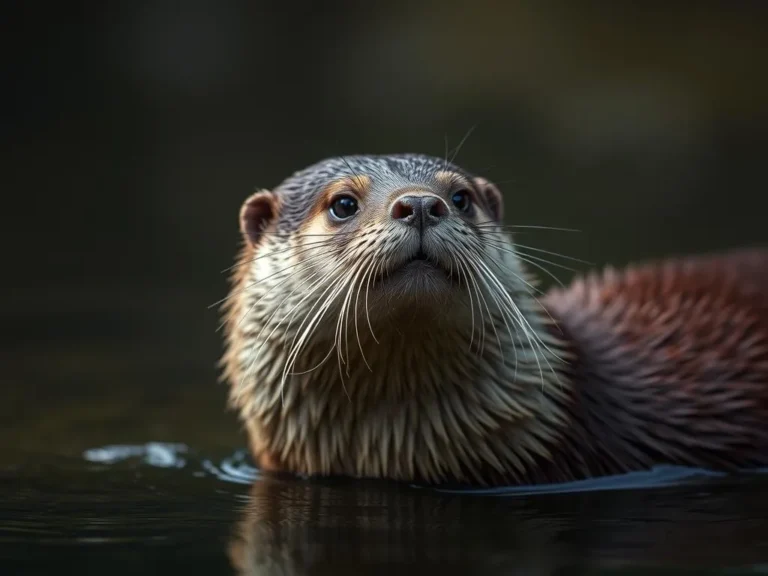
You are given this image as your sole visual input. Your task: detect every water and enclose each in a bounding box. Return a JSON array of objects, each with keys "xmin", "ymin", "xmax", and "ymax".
[
  {"xmin": 3, "ymin": 442, "xmax": 768, "ymax": 575},
  {"xmin": 4, "ymin": 312, "xmax": 768, "ymax": 574},
  {"xmin": 4, "ymin": 328, "xmax": 768, "ymax": 574}
]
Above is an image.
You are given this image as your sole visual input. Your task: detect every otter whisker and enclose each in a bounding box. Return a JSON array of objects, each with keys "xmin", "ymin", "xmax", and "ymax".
[
  {"xmin": 211, "ymin": 250, "xmax": 334, "ymax": 309},
  {"xmin": 487, "ymin": 280, "xmax": 522, "ymax": 384},
  {"xmin": 450, "ymin": 252, "xmax": 478, "ymax": 352},
  {"xmin": 238, "ymin": 265, "xmax": 339, "ymax": 396},
  {"xmin": 344, "ymin": 258, "xmax": 370, "ymax": 373},
  {"xmin": 475, "ymin": 222, "xmax": 581, "ymax": 233},
  {"xmin": 512, "ymin": 253, "xmax": 569, "ymax": 289},
  {"xmin": 279, "ymin": 245, "xmax": 379, "ymax": 394},
  {"xmin": 514, "ymin": 252, "xmax": 581, "ymax": 277},
  {"xmin": 251, "ymin": 258, "xmax": 342, "ymax": 370},
  {"xmin": 472, "ymin": 247, "xmax": 557, "ymax": 349},
  {"xmin": 466, "ymin": 251, "xmax": 562, "ymax": 388},
  {"xmin": 288, "ymin": 339, "xmax": 336, "ymax": 376},
  {"xmin": 494, "ymin": 259, "xmax": 570, "ymax": 373},
  {"xmin": 260, "ymin": 230, "xmax": 358, "ymax": 238},
  {"xmin": 456, "ymin": 248, "xmax": 504, "ymax": 361},
  {"xmin": 439, "ymin": 234, "xmax": 479, "ymax": 345},
  {"xmin": 363, "ymin": 257, "xmax": 382, "ymax": 344},
  {"xmin": 479, "ymin": 240, "xmax": 550, "ymax": 297},
  {"xmin": 443, "ymin": 133, "xmax": 449, "ymax": 172},
  {"xmin": 223, "ymin": 263, "xmax": 333, "ymax": 391},
  {"xmin": 475, "ymin": 243, "xmax": 571, "ymax": 346},
  {"xmin": 319, "ymin": 282, "xmax": 355, "ymax": 398},
  {"xmin": 219, "ymin": 265, "xmax": 324, "ymax": 334},
  {"xmin": 484, "ymin": 238, "xmax": 588, "ymax": 272},
  {"xmin": 510, "ymin": 242, "xmax": 592, "ymax": 266},
  {"xmin": 337, "ymin": 252, "xmax": 374, "ymax": 376},
  {"xmin": 354, "ymin": 252, "xmax": 380, "ymax": 371},
  {"xmin": 217, "ymin": 243, "xmax": 335, "ymax": 329},
  {"xmin": 485, "ymin": 240, "xmax": 580, "ymax": 277},
  {"xmin": 459, "ymin": 246, "xmax": 518, "ymax": 359},
  {"xmin": 220, "ymin": 236, "xmax": 343, "ymax": 273},
  {"xmin": 281, "ymin": 267, "xmax": 352, "ymax": 402},
  {"xmin": 455, "ymin": 246, "xmax": 494, "ymax": 356},
  {"xmin": 336, "ymin": 266, "xmax": 358, "ymax": 373},
  {"xmin": 339, "ymin": 156, "xmax": 368, "ymax": 193},
  {"xmin": 481, "ymin": 241, "xmax": 569, "ymax": 293},
  {"xmin": 448, "ymin": 124, "xmax": 477, "ymax": 165}
]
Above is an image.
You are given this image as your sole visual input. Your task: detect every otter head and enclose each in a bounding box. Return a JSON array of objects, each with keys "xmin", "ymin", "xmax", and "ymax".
[
  {"xmin": 237, "ymin": 155, "xmax": 506, "ymax": 318},
  {"xmin": 221, "ymin": 154, "xmax": 569, "ymax": 485}
]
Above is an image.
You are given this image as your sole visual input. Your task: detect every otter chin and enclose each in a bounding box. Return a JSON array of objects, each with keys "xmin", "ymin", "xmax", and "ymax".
[
  {"xmin": 219, "ymin": 153, "xmax": 768, "ymax": 486},
  {"xmin": 377, "ymin": 252, "xmax": 453, "ymax": 303}
]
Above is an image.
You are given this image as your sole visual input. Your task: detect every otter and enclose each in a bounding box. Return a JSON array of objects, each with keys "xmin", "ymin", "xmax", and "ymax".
[{"xmin": 219, "ymin": 153, "xmax": 768, "ymax": 486}]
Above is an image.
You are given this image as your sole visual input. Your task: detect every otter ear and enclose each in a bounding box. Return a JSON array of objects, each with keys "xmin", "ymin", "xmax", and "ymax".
[
  {"xmin": 240, "ymin": 189, "xmax": 278, "ymax": 247},
  {"xmin": 473, "ymin": 177, "xmax": 504, "ymax": 222}
]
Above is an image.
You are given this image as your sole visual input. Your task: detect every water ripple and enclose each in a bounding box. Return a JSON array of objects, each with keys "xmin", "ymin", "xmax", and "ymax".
[
  {"xmin": 428, "ymin": 465, "xmax": 728, "ymax": 496},
  {"xmin": 83, "ymin": 442, "xmax": 189, "ymax": 468},
  {"xmin": 82, "ymin": 442, "xmax": 260, "ymax": 485},
  {"xmin": 201, "ymin": 450, "xmax": 259, "ymax": 485},
  {"xmin": 81, "ymin": 442, "xmax": 767, "ymax": 496}
]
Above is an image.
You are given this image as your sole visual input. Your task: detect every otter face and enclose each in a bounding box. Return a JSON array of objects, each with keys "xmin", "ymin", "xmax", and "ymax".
[
  {"xmin": 229, "ymin": 153, "xmax": 537, "ymax": 383},
  {"xmin": 238, "ymin": 156, "xmax": 506, "ymax": 322},
  {"xmin": 312, "ymin": 171, "xmax": 503, "ymax": 306}
]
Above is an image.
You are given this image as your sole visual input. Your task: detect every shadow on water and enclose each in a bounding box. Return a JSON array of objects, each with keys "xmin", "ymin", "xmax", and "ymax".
[{"xmin": 1, "ymin": 443, "xmax": 767, "ymax": 575}]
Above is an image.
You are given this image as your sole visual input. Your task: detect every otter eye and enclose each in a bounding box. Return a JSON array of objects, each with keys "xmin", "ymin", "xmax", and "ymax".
[
  {"xmin": 451, "ymin": 190, "xmax": 472, "ymax": 213},
  {"xmin": 329, "ymin": 196, "xmax": 359, "ymax": 221}
]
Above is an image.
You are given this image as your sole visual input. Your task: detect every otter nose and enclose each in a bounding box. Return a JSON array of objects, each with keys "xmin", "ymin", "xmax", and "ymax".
[{"xmin": 390, "ymin": 195, "xmax": 449, "ymax": 229}]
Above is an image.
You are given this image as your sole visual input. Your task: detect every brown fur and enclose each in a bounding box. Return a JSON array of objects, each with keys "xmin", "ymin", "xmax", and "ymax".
[{"xmin": 541, "ymin": 248, "xmax": 768, "ymax": 477}]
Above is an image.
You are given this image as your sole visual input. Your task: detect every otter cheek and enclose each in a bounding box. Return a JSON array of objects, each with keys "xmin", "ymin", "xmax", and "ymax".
[{"xmin": 297, "ymin": 217, "xmax": 340, "ymax": 278}]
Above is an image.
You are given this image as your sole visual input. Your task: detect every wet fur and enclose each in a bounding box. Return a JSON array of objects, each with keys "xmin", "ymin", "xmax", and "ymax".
[
  {"xmin": 543, "ymin": 249, "xmax": 768, "ymax": 475},
  {"xmin": 220, "ymin": 154, "xmax": 768, "ymax": 486}
]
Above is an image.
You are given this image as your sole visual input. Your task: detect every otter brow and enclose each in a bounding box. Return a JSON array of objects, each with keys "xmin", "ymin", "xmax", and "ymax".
[
  {"xmin": 434, "ymin": 170, "xmax": 472, "ymax": 191},
  {"xmin": 306, "ymin": 176, "xmax": 371, "ymax": 220}
]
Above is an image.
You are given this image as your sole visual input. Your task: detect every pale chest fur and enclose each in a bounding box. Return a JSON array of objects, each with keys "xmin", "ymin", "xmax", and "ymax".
[{"xmin": 227, "ymin": 294, "xmax": 570, "ymax": 485}]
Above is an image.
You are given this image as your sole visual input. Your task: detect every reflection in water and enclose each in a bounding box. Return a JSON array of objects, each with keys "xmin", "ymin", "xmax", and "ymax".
[
  {"xmin": 228, "ymin": 476, "xmax": 580, "ymax": 575},
  {"xmin": 4, "ymin": 445, "xmax": 767, "ymax": 574},
  {"xmin": 228, "ymin": 473, "xmax": 768, "ymax": 575}
]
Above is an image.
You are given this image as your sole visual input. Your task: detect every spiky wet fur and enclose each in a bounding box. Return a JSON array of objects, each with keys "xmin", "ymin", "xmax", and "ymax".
[{"xmin": 220, "ymin": 232, "xmax": 571, "ymax": 485}]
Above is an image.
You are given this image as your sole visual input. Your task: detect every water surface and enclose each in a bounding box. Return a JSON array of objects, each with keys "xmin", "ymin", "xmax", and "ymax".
[
  {"xmin": 3, "ymin": 441, "xmax": 768, "ymax": 575},
  {"xmin": 3, "ymin": 344, "xmax": 768, "ymax": 574}
]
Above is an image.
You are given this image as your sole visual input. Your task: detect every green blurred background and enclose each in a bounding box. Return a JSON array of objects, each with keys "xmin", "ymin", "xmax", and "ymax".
[{"xmin": 4, "ymin": 1, "xmax": 767, "ymax": 460}]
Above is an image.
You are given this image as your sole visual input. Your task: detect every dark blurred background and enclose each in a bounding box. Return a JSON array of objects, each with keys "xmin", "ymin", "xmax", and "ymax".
[{"xmin": 4, "ymin": 1, "xmax": 768, "ymax": 460}]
